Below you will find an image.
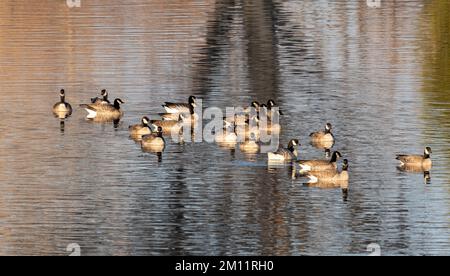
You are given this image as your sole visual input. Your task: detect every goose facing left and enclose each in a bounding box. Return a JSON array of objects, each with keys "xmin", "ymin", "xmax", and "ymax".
[{"xmin": 53, "ymin": 89, "xmax": 73, "ymax": 117}]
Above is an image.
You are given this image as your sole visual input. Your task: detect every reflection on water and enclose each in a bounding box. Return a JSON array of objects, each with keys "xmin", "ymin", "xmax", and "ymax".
[{"xmin": 0, "ymin": 0, "xmax": 449, "ymax": 255}]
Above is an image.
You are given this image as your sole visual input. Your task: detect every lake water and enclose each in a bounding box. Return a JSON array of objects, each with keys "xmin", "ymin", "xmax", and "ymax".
[{"xmin": 0, "ymin": 0, "xmax": 449, "ymax": 256}]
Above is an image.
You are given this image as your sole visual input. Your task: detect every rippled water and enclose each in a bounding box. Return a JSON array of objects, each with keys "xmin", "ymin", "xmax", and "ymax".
[{"xmin": 0, "ymin": 0, "xmax": 449, "ymax": 256}]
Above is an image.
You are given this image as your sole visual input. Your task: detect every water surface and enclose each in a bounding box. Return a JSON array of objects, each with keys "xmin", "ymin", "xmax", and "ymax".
[{"xmin": 0, "ymin": 0, "xmax": 449, "ymax": 255}]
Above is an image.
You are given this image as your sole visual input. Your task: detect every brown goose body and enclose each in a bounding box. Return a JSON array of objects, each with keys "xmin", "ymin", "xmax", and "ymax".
[
  {"xmin": 396, "ymin": 147, "xmax": 432, "ymax": 171},
  {"xmin": 306, "ymin": 159, "xmax": 349, "ymax": 185},
  {"xmin": 150, "ymin": 119, "xmax": 182, "ymax": 134},
  {"xmin": 163, "ymin": 96, "xmax": 197, "ymax": 114},
  {"xmin": 297, "ymin": 151, "xmax": 342, "ymax": 173},
  {"xmin": 141, "ymin": 127, "xmax": 165, "ymax": 152},
  {"xmin": 80, "ymin": 98, "xmax": 124, "ymax": 122},
  {"xmin": 240, "ymin": 140, "xmax": 260, "ymax": 154},
  {"xmin": 52, "ymin": 89, "xmax": 72, "ymax": 117},
  {"xmin": 310, "ymin": 123, "xmax": 334, "ymax": 143},
  {"xmin": 159, "ymin": 113, "xmax": 181, "ymax": 121},
  {"xmin": 267, "ymin": 139, "xmax": 299, "ymax": 162},
  {"xmin": 129, "ymin": 117, "xmax": 152, "ymax": 139}
]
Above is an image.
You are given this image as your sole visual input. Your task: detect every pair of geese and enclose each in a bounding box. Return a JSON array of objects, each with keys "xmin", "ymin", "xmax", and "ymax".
[{"xmin": 52, "ymin": 89, "xmax": 125, "ymax": 121}]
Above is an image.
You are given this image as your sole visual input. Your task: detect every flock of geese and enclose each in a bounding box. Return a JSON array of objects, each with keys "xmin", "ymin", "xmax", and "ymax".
[{"xmin": 53, "ymin": 89, "xmax": 434, "ymax": 191}]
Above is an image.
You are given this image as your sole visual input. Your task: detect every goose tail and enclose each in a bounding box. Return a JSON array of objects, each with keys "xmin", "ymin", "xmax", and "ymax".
[{"xmin": 306, "ymin": 174, "xmax": 319, "ymax": 184}]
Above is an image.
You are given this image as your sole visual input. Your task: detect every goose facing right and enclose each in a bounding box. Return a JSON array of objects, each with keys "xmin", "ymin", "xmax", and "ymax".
[
  {"xmin": 91, "ymin": 89, "xmax": 110, "ymax": 105},
  {"xmin": 297, "ymin": 151, "xmax": 342, "ymax": 173},
  {"xmin": 80, "ymin": 98, "xmax": 125, "ymax": 120},
  {"xmin": 163, "ymin": 96, "xmax": 197, "ymax": 114},
  {"xmin": 239, "ymin": 133, "xmax": 260, "ymax": 154},
  {"xmin": 267, "ymin": 139, "xmax": 300, "ymax": 162},
  {"xmin": 306, "ymin": 159, "xmax": 349, "ymax": 184},
  {"xmin": 396, "ymin": 147, "xmax": 432, "ymax": 171}
]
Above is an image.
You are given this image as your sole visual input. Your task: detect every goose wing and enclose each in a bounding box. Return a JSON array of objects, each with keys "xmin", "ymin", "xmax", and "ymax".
[
  {"xmin": 158, "ymin": 113, "xmax": 181, "ymax": 121},
  {"xmin": 396, "ymin": 155, "xmax": 423, "ymax": 164},
  {"xmin": 162, "ymin": 102, "xmax": 190, "ymax": 113},
  {"xmin": 298, "ymin": 159, "xmax": 335, "ymax": 172}
]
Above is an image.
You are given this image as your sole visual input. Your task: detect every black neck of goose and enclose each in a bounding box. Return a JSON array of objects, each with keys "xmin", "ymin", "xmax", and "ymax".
[
  {"xmin": 325, "ymin": 128, "xmax": 331, "ymax": 134},
  {"xmin": 189, "ymin": 104, "xmax": 195, "ymax": 115},
  {"xmin": 330, "ymin": 153, "xmax": 339, "ymax": 163},
  {"xmin": 157, "ymin": 131, "xmax": 163, "ymax": 138},
  {"xmin": 290, "ymin": 147, "xmax": 298, "ymax": 157},
  {"xmin": 424, "ymin": 153, "xmax": 430, "ymax": 159},
  {"xmin": 103, "ymin": 94, "xmax": 108, "ymax": 101},
  {"xmin": 288, "ymin": 145, "xmax": 296, "ymax": 153},
  {"xmin": 114, "ymin": 101, "xmax": 121, "ymax": 109},
  {"xmin": 60, "ymin": 95, "xmax": 65, "ymax": 103}
]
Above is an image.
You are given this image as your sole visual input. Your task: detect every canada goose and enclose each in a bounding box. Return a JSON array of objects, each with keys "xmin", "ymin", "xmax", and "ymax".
[
  {"xmin": 80, "ymin": 98, "xmax": 124, "ymax": 121},
  {"xmin": 310, "ymin": 123, "xmax": 334, "ymax": 143},
  {"xmin": 141, "ymin": 126, "xmax": 165, "ymax": 151},
  {"xmin": 224, "ymin": 112, "xmax": 256, "ymax": 128},
  {"xmin": 159, "ymin": 102, "xmax": 198, "ymax": 121},
  {"xmin": 91, "ymin": 89, "xmax": 110, "ymax": 105},
  {"xmin": 244, "ymin": 101, "xmax": 260, "ymax": 113},
  {"xmin": 239, "ymin": 133, "xmax": 260, "ymax": 154},
  {"xmin": 215, "ymin": 124, "xmax": 238, "ymax": 144},
  {"xmin": 150, "ymin": 116, "xmax": 184, "ymax": 135},
  {"xmin": 267, "ymin": 139, "xmax": 300, "ymax": 162},
  {"xmin": 53, "ymin": 89, "xmax": 73, "ymax": 117},
  {"xmin": 267, "ymin": 99, "xmax": 276, "ymax": 109},
  {"xmin": 259, "ymin": 109, "xmax": 281, "ymax": 133},
  {"xmin": 236, "ymin": 116, "xmax": 260, "ymax": 141},
  {"xmin": 267, "ymin": 99, "xmax": 283, "ymax": 115},
  {"xmin": 163, "ymin": 96, "xmax": 197, "ymax": 114},
  {"xmin": 396, "ymin": 147, "xmax": 432, "ymax": 171},
  {"xmin": 306, "ymin": 159, "xmax": 349, "ymax": 184},
  {"xmin": 129, "ymin": 116, "xmax": 153, "ymax": 138},
  {"xmin": 297, "ymin": 151, "xmax": 342, "ymax": 173}
]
